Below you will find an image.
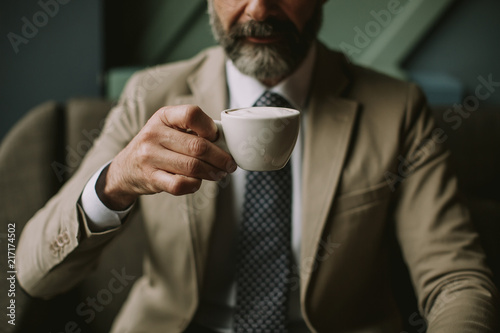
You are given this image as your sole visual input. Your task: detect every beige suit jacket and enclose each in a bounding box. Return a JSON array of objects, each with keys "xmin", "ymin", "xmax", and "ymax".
[{"xmin": 18, "ymin": 43, "xmax": 498, "ymax": 332}]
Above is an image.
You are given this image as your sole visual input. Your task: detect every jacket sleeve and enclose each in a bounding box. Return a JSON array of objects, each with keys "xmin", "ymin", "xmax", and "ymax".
[
  {"xmin": 17, "ymin": 73, "xmax": 147, "ymax": 299},
  {"xmin": 393, "ymin": 84, "xmax": 499, "ymax": 332}
]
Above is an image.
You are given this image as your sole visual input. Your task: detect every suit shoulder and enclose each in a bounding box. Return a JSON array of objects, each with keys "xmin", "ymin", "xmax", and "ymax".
[
  {"xmin": 318, "ymin": 46, "xmax": 428, "ymax": 124},
  {"xmin": 348, "ymin": 63, "xmax": 415, "ymax": 102},
  {"xmin": 125, "ymin": 46, "xmax": 225, "ymax": 95},
  {"xmin": 338, "ymin": 58, "xmax": 426, "ymax": 115},
  {"xmin": 317, "ymin": 45, "xmax": 422, "ymax": 107}
]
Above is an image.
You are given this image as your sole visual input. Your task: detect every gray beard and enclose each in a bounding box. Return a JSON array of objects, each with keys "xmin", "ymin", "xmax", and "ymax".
[
  {"xmin": 208, "ymin": 2, "xmax": 322, "ymax": 83},
  {"xmin": 229, "ymin": 43, "xmax": 292, "ymax": 83}
]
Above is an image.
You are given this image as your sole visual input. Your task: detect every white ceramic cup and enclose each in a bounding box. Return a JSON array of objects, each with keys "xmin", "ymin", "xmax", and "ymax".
[{"xmin": 213, "ymin": 107, "xmax": 300, "ymax": 171}]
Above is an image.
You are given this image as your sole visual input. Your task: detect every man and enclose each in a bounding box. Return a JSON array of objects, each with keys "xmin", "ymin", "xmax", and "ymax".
[{"xmin": 18, "ymin": 0, "xmax": 498, "ymax": 332}]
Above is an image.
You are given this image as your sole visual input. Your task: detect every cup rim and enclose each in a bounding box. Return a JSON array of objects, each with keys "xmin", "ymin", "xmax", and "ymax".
[{"xmin": 222, "ymin": 106, "xmax": 300, "ymax": 119}]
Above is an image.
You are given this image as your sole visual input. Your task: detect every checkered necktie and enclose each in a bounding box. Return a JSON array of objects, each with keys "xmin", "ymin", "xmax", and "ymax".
[{"xmin": 233, "ymin": 91, "xmax": 293, "ymax": 333}]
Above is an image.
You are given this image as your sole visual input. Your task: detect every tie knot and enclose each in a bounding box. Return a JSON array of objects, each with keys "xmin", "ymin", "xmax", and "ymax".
[{"xmin": 254, "ymin": 91, "xmax": 294, "ymax": 109}]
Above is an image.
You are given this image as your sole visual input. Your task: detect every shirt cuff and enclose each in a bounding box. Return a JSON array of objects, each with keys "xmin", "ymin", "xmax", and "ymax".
[{"xmin": 80, "ymin": 163, "xmax": 134, "ymax": 232}]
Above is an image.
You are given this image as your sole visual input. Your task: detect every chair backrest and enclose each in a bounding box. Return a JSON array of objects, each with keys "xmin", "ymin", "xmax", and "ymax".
[{"xmin": 0, "ymin": 98, "xmax": 146, "ymax": 332}]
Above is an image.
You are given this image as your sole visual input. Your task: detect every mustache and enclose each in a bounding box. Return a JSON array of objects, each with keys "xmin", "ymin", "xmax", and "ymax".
[{"xmin": 227, "ymin": 19, "xmax": 300, "ymax": 40}]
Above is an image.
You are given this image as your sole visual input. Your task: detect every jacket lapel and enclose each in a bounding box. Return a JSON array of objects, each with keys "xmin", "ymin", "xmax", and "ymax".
[
  {"xmin": 300, "ymin": 45, "xmax": 359, "ymax": 306},
  {"xmin": 183, "ymin": 47, "xmax": 228, "ymax": 120},
  {"xmin": 171, "ymin": 47, "xmax": 229, "ymax": 286}
]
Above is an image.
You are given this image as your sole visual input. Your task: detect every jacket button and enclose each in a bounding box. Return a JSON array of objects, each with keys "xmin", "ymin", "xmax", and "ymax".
[
  {"xmin": 50, "ymin": 242, "xmax": 59, "ymax": 256},
  {"xmin": 62, "ymin": 231, "xmax": 70, "ymax": 244},
  {"xmin": 56, "ymin": 234, "xmax": 66, "ymax": 247}
]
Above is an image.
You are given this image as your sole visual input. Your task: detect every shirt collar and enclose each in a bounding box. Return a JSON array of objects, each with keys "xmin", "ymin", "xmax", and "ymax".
[{"xmin": 226, "ymin": 43, "xmax": 316, "ymax": 111}]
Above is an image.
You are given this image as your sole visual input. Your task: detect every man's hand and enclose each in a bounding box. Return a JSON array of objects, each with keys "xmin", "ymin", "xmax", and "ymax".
[{"xmin": 96, "ymin": 105, "xmax": 236, "ymax": 210}]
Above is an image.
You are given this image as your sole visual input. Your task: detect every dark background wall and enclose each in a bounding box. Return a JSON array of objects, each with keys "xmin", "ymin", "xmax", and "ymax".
[
  {"xmin": 1, "ymin": 0, "xmax": 500, "ymax": 141},
  {"xmin": 404, "ymin": 0, "xmax": 500, "ymax": 105},
  {"xmin": 0, "ymin": 0, "xmax": 103, "ymax": 141}
]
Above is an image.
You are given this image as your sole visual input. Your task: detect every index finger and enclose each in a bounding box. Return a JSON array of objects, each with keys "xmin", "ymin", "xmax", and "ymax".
[{"xmin": 157, "ymin": 105, "xmax": 218, "ymax": 142}]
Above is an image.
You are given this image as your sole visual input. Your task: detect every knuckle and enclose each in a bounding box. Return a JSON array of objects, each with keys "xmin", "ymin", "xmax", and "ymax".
[
  {"xmin": 184, "ymin": 104, "xmax": 200, "ymax": 116},
  {"xmin": 191, "ymin": 179, "xmax": 202, "ymax": 192},
  {"xmin": 147, "ymin": 170, "xmax": 162, "ymax": 190},
  {"xmin": 155, "ymin": 106, "xmax": 173, "ymax": 127},
  {"xmin": 136, "ymin": 144, "xmax": 153, "ymax": 163},
  {"xmin": 168, "ymin": 177, "xmax": 200, "ymax": 196},
  {"xmin": 140, "ymin": 125, "xmax": 156, "ymax": 141},
  {"xmin": 157, "ymin": 106, "xmax": 170, "ymax": 118},
  {"xmin": 187, "ymin": 137, "xmax": 208, "ymax": 156},
  {"xmin": 182, "ymin": 105, "xmax": 201, "ymax": 124},
  {"xmin": 168, "ymin": 179, "xmax": 185, "ymax": 196},
  {"xmin": 184, "ymin": 158, "xmax": 202, "ymax": 175}
]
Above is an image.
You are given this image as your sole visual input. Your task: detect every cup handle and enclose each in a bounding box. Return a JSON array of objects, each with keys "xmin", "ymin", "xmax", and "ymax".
[{"xmin": 213, "ymin": 120, "xmax": 230, "ymax": 154}]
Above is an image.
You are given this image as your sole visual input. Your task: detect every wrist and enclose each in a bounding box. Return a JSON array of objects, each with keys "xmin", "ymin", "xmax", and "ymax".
[{"xmin": 95, "ymin": 163, "xmax": 137, "ymax": 211}]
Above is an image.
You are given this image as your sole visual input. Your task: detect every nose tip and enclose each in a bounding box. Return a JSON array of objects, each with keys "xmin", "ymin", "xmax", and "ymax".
[{"xmin": 245, "ymin": 0, "xmax": 276, "ymax": 21}]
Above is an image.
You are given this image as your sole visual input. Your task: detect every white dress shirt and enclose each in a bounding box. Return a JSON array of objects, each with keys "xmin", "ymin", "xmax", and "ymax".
[{"xmin": 80, "ymin": 45, "xmax": 316, "ymax": 332}]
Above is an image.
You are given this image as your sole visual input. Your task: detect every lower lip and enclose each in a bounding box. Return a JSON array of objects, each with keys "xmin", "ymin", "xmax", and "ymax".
[{"xmin": 246, "ymin": 36, "xmax": 282, "ymax": 44}]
